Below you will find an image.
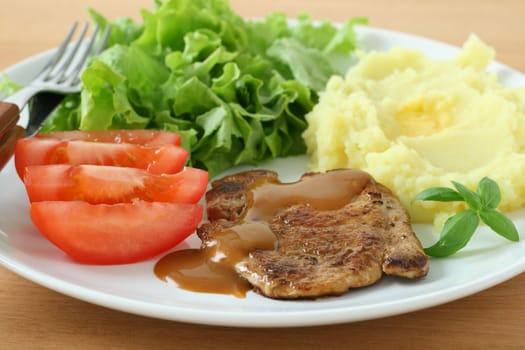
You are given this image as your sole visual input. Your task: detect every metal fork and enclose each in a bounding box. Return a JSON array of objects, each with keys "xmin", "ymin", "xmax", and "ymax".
[{"xmin": 0, "ymin": 22, "xmax": 110, "ymax": 171}]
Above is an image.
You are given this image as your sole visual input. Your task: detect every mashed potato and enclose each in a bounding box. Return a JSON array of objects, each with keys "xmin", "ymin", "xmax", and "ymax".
[{"xmin": 303, "ymin": 35, "xmax": 525, "ymax": 226}]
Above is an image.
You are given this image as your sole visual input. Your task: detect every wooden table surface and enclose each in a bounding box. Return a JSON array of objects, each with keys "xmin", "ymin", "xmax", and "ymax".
[{"xmin": 2, "ymin": 0, "xmax": 525, "ymax": 349}]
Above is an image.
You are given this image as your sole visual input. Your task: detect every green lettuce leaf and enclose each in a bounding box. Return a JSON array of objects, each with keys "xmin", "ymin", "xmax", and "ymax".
[
  {"xmin": 0, "ymin": 73, "xmax": 21, "ymax": 97},
  {"xmin": 42, "ymin": 0, "xmax": 366, "ymax": 177}
]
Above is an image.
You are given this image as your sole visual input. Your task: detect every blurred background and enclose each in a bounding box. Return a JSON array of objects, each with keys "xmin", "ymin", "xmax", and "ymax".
[{"xmin": 1, "ymin": 0, "xmax": 525, "ymax": 71}]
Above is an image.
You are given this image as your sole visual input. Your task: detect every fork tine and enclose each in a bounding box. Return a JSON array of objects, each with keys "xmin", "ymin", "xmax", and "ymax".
[
  {"xmin": 95, "ymin": 26, "xmax": 112, "ymax": 55},
  {"xmin": 62, "ymin": 25, "xmax": 100, "ymax": 85},
  {"xmin": 68, "ymin": 25, "xmax": 111, "ymax": 87},
  {"xmin": 37, "ymin": 22, "xmax": 78, "ymax": 79},
  {"xmin": 49, "ymin": 23, "xmax": 90, "ymax": 83}
]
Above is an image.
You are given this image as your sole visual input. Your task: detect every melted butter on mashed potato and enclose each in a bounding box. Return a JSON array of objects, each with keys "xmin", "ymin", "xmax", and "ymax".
[{"xmin": 303, "ymin": 35, "xmax": 525, "ymax": 227}]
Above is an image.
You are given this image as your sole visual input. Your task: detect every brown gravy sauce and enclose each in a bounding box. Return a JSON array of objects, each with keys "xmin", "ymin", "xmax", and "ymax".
[{"xmin": 154, "ymin": 169, "xmax": 372, "ymax": 298}]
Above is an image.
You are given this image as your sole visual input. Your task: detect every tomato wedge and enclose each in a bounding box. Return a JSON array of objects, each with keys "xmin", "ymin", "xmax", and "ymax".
[
  {"xmin": 23, "ymin": 164, "xmax": 208, "ymax": 204},
  {"xmin": 15, "ymin": 138, "xmax": 189, "ymax": 178},
  {"xmin": 30, "ymin": 201, "xmax": 203, "ymax": 264},
  {"xmin": 36, "ymin": 130, "xmax": 181, "ymax": 147}
]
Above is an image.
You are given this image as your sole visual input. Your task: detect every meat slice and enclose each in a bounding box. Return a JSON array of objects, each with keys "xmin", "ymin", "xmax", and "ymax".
[
  {"xmin": 200, "ymin": 169, "xmax": 429, "ymax": 299},
  {"xmin": 205, "ymin": 169, "xmax": 278, "ymax": 222}
]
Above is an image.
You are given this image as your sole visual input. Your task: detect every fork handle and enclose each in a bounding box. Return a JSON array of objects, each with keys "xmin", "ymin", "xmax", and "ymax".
[
  {"xmin": 0, "ymin": 125, "xmax": 25, "ymax": 171},
  {"xmin": 0, "ymin": 102, "xmax": 20, "ymax": 138},
  {"xmin": 0, "ymin": 102, "xmax": 25, "ymax": 171}
]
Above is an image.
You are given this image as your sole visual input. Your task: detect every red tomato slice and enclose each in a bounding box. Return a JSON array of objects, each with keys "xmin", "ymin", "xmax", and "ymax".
[
  {"xmin": 15, "ymin": 138, "xmax": 189, "ymax": 178},
  {"xmin": 36, "ymin": 130, "xmax": 181, "ymax": 146},
  {"xmin": 24, "ymin": 165, "xmax": 208, "ymax": 204},
  {"xmin": 30, "ymin": 201, "xmax": 203, "ymax": 264}
]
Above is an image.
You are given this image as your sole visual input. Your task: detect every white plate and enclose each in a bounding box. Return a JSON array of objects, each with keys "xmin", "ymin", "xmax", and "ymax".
[{"xmin": 2, "ymin": 26, "xmax": 525, "ymax": 328}]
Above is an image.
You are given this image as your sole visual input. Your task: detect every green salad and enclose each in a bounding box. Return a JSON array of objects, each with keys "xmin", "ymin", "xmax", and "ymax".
[{"xmin": 42, "ymin": 0, "xmax": 366, "ymax": 176}]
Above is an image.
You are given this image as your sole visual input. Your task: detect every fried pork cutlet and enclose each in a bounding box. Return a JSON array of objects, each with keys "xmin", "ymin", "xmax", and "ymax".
[{"xmin": 198, "ymin": 169, "xmax": 429, "ymax": 299}]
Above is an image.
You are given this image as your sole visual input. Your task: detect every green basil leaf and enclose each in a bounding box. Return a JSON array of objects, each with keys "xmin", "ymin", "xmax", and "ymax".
[
  {"xmin": 413, "ymin": 187, "xmax": 463, "ymax": 203},
  {"xmin": 477, "ymin": 177, "xmax": 501, "ymax": 209},
  {"xmin": 424, "ymin": 210, "xmax": 479, "ymax": 257},
  {"xmin": 479, "ymin": 208, "xmax": 519, "ymax": 242},
  {"xmin": 452, "ymin": 181, "xmax": 482, "ymax": 211}
]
